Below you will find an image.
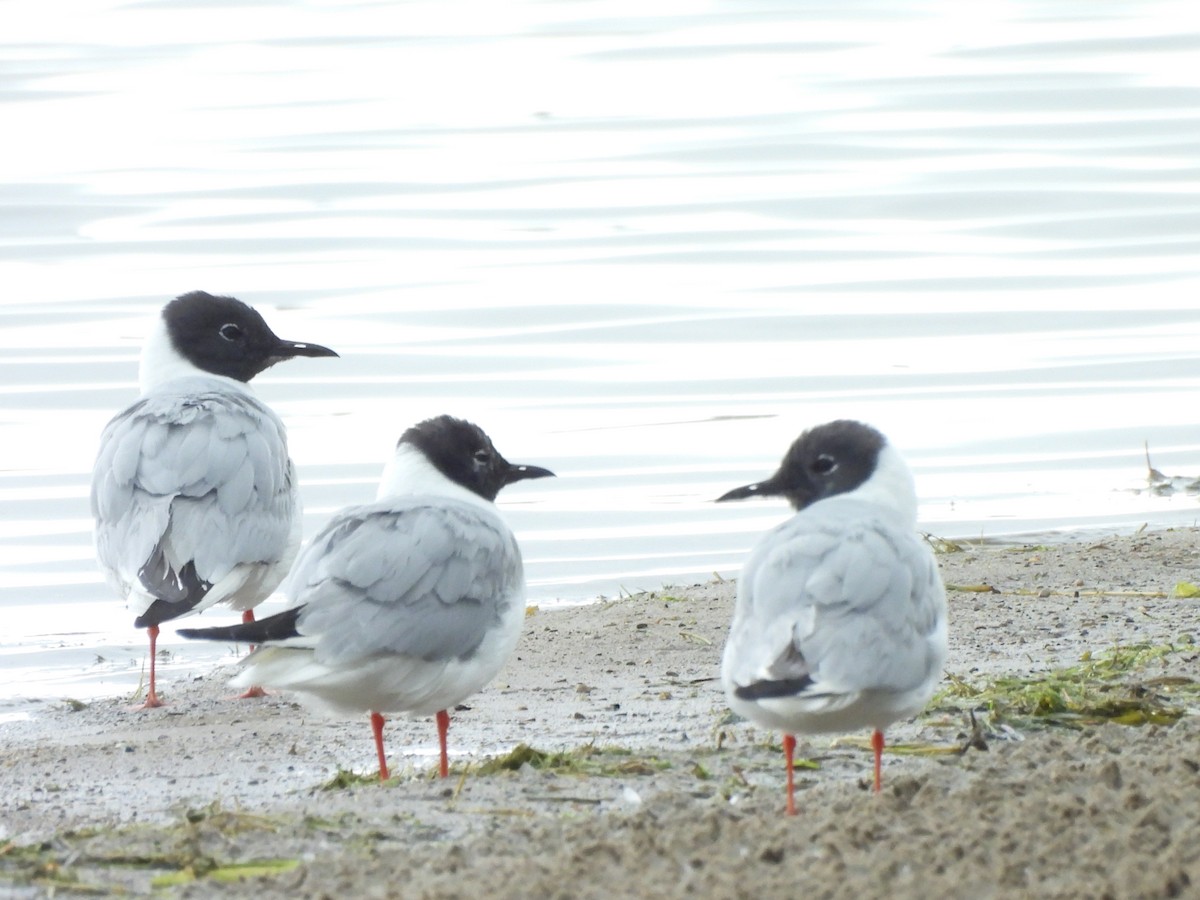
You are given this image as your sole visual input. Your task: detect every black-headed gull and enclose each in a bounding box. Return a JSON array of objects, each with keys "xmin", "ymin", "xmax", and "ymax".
[
  {"xmin": 717, "ymin": 420, "xmax": 947, "ymax": 814},
  {"xmin": 180, "ymin": 415, "xmax": 554, "ymax": 780},
  {"xmin": 91, "ymin": 291, "xmax": 338, "ymax": 708}
]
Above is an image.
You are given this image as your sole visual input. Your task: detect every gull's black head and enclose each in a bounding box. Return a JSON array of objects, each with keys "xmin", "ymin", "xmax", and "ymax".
[
  {"xmin": 399, "ymin": 415, "xmax": 555, "ymax": 502},
  {"xmin": 163, "ymin": 291, "xmax": 338, "ymax": 382},
  {"xmin": 717, "ymin": 419, "xmax": 886, "ymax": 511}
]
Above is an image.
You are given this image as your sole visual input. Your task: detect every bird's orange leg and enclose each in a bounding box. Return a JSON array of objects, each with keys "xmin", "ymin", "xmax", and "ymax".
[
  {"xmin": 872, "ymin": 729, "xmax": 885, "ymax": 794},
  {"xmin": 236, "ymin": 609, "xmax": 267, "ymax": 698},
  {"xmin": 783, "ymin": 733, "xmax": 797, "ymax": 816},
  {"xmin": 372, "ymin": 711, "xmax": 390, "ymax": 781},
  {"xmin": 137, "ymin": 624, "xmax": 166, "ymax": 710},
  {"xmin": 436, "ymin": 709, "xmax": 451, "ymax": 778}
]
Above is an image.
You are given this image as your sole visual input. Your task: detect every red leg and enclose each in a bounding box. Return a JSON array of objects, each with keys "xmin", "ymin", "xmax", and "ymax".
[
  {"xmin": 783, "ymin": 733, "xmax": 797, "ymax": 816},
  {"xmin": 436, "ymin": 709, "xmax": 451, "ymax": 778},
  {"xmin": 871, "ymin": 729, "xmax": 884, "ymax": 794},
  {"xmin": 371, "ymin": 711, "xmax": 389, "ymax": 781},
  {"xmin": 139, "ymin": 625, "xmax": 165, "ymax": 709},
  {"xmin": 236, "ymin": 609, "xmax": 267, "ymax": 698}
]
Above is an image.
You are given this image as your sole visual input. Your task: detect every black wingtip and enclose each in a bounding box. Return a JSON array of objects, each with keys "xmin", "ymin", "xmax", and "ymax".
[
  {"xmin": 733, "ymin": 675, "xmax": 815, "ymax": 701},
  {"xmin": 135, "ymin": 555, "xmax": 211, "ymax": 626},
  {"xmin": 176, "ymin": 625, "xmax": 237, "ymax": 641},
  {"xmin": 178, "ymin": 606, "xmax": 305, "ymax": 644}
]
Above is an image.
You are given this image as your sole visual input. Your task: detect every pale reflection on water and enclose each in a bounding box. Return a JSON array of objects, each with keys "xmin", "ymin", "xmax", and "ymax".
[{"xmin": 1, "ymin": 0, "xmax": 1199, "ymax": 705}]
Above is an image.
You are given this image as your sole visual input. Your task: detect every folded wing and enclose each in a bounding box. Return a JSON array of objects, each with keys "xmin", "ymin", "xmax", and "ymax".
[
  {"xmin": 91, "ymin": 382, "xmax": 297, "ymax": 624},
  {"xmin": 282, "ymin": 498, "xmax": 524, "ymax": 666},
  {"xmin": 728, "ymin": 502, "xmax": 944, "ymax": 702}
]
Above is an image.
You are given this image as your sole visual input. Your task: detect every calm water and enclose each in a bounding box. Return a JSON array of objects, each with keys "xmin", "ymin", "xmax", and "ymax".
[{"xmin": 2, "ymin": 0, "xmax": 1200, "ymax": 709}]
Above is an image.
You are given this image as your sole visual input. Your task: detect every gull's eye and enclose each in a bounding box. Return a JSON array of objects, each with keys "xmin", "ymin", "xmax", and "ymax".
[
  {"xmin": 219, "ymin": 323, "xmax": 244, "ymax": 342},
  {"xmin": 473, "ymin": 449, "xmax": 492, "ymax": 463},
  {"xmin": 811, "ymin": 454, "xmax": 837, "ymax": 475}
]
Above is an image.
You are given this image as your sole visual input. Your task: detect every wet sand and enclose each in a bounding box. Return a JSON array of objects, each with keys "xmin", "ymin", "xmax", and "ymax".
[{"xmin": 2, "ymin": 528, "xmax": 1200, "ymax": 898}]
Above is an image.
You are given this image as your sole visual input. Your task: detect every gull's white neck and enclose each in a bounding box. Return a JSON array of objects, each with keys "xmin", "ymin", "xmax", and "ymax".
[
  {"xmin": 377, "ymin": 443, "xmax": 493, "ymax": 510},
  {"xmin": 138, "ymin": 315, "xmax": 249, "ymax": 395},
  {"xmin": 843, "ymin": 444, "xmax": 919, "ymax": 525}
]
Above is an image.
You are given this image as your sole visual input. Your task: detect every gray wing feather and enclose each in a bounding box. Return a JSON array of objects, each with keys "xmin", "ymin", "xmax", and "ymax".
[
  {"xmin": 286, "ymin": 498, "xmax": 522, "ymax": 666},
  {"xmin": 92, "ymin": 381, "xmax": 296, "ymax": 599},
  {"xmin": 738, "ymin": 500, "xmax": 941, "ymax": 694},
  {"xmin": 216, "ymin": 452, "xmax": 256, "ymax": 515}
]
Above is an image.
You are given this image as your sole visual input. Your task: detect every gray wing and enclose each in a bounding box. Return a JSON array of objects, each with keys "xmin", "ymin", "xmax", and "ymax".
[
  {"xmin": 730, "ymin": 500, "xmax": 945, "ymax": 696},
  {"xmin": 285, "ymin": 497, "xmax": 523, "ymax": 666},
  {"xmin": 91, "ymin": 381, "xmax": 297, "ymax": 613}
]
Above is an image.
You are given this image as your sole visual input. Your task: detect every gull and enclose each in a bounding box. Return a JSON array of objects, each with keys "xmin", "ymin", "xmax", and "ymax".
[
  {"xmin": 717, "ymin": 420, "xmax": 947, "ymax": 815},
  {"xmin": 91, "ymin": 291, "xmax": 338, "ymax": 708},
  {"xmin": 180, "ymin": 415, "xmax": 554, "ymax": 780}
]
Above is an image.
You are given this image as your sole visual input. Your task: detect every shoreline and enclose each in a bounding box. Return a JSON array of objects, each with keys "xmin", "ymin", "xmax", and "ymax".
[
  {"xmin": 1, "ymin": 516, "xmax": 1193, "ymax": 715},
  {"xmin": 3, "ymin": 526, "xmax": 1200, "ymax": 897}
]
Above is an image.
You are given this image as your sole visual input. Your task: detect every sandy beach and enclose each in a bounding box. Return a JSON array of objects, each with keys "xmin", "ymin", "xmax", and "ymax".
[{"xmin": 3, "ymin": 527, "xmax": 1200, "ymax": 898}]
